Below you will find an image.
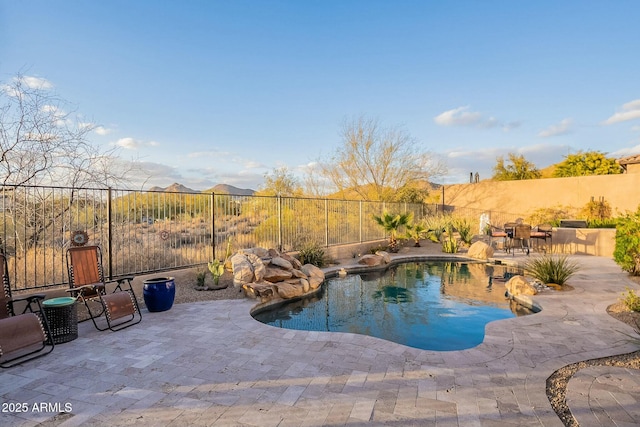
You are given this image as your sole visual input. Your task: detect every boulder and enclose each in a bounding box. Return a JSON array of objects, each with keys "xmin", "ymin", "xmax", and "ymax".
[
  {"xmin": 300, "ymin": 278, "xmax": 310, "ymax": 293},
  {"xmin": 264, "ymin": 266, "xmax": 293, "ymax": 283},
  {"xmin": 268, "ymin": 248, "xmax": 280, "ymax": 258},
  {"xmin": 231, "ymin": 252, "xmax": 265, "ymax": 287},
  {"xmin": 242, "ymin": 282, "xmax": 275, "ymax": 299},
  {"xmin": 275, "ymin": 282, "xmax": 304, "ymax": 299},
  {"xmin": 242, "ymin": 247, "xmax": 269, "ymax": 258},
  {"xmin": 280, "ymin": 252, "xmax": 303, "ymax": 270},
  {"xmin": 271, "ymin": 256, "xmax": 294, "ymax": 271},
  {"xmin": 358, "ymin": 254, "xmax": 384, "ymax": 267},
  {"xmin": 376, "ymin": 251, "xmax": 391, "ymax": 264},
  {"xmin": 505, "ymin": 275, "xmax": 537, "ymax": 296},
  {"xmin": 234, "ymin": 248, "xmax": 325, "ymax": 302},
  {"xmin": 301, "ymin": 264, "xmax": 325, "ymax": 289},
  {"xmin": 291, "ymin": 269, "xmax": 307, "ymax": 279},
  {"xmin": 467, "ymin": 241, "xmax": 494, "ymax": 260},
  {"xmin": 231, "ymin": 253, "xmax": 255, "ymax": 287}
]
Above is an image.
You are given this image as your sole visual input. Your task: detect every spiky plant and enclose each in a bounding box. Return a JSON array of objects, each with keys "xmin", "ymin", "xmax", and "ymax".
[
  {"xmin": 452, "ymin": 216, "xmax": 474, "ymax": 245},
  {"xmin": 523, "ymin": 255, "xmax": 579, "ymax": 287},
  {"xmin": 423, "ymin": 215, "xmax": 450, "ymax": 243}
]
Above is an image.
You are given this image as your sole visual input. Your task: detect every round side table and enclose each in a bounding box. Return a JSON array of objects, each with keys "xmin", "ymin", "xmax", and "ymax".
[{"xmin": 43, "ymin": 297, "xmax": 78, "ymax": 344}]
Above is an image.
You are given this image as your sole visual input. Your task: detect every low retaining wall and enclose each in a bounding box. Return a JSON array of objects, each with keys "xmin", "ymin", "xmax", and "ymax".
[
  {"xmin": 323, "ymin": 239, "xmax": 388, "ymax": 262},
  {"xmin": 550, "ymin": 228, "xmax": 616, "ymax": 257}
]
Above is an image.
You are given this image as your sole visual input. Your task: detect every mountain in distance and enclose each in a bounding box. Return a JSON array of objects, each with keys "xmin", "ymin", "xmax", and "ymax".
[
  {"xmin": 148, "ymin": 183, "xmax": 199, "ymax": 193},
  {"xmin": 204, "ymin": 184, "xmax": 255, "ymax": 196},
  {"xmin": 148, "ymin": 183, "xmax": 256, "ymax": 195}
]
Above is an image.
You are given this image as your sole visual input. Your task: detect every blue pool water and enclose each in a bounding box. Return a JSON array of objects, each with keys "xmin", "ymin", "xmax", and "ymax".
[{"xmin": 252, "ymin": 261, "xmax": 534, "ymax": 351}]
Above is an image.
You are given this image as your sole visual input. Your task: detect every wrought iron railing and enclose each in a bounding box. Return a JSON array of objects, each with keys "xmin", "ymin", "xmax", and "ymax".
[{"xmin": 1, "ymin": 184, "xmax": 526, "ymax": 291}]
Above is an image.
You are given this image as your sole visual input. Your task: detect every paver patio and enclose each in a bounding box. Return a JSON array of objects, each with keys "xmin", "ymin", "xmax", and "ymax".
[{"xmin": 1, "ymin": 254, "xmax": 639, "ymax": 426}]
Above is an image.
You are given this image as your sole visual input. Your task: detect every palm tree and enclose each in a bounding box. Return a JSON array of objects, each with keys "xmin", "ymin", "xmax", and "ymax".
[
  {"xmin": 373, "ymin": 211, "xmax": 413, "ymax": 252},
  {"xmin": 405, "ymin": 222, "xmax": 428, "ymax": 247}
]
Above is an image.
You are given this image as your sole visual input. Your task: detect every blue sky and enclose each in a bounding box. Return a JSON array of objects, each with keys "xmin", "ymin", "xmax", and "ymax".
[{"xmin": 2, "ymin": 0, "xmax": 639, "ymax": 191}]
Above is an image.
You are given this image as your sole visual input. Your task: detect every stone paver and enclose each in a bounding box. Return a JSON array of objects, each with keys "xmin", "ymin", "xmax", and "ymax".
[{"xmin": 1, "ymin": 254, "xmax": 640, "ymax": 426}]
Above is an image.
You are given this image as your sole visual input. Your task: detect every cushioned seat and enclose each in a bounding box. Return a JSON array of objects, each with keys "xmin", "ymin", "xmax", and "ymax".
[{"xmin": 0, "ymin": 253, "xmax": 54, "ymax": 368}]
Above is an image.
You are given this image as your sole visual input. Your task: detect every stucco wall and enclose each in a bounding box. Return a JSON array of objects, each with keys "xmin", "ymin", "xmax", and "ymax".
[{"xmin": 443, "ymin": 173, "xmax": 640, "ymax": 217}]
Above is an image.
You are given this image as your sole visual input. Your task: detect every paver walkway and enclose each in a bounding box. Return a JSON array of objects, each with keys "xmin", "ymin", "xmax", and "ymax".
[{"xmin": 1, "ymin": 254, "xmax": 639, "ymax": 426}]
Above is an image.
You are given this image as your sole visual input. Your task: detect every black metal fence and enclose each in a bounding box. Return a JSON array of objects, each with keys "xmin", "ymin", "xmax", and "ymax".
[{"xmin": 1, "ymin": 184, "xmax": 526, "ymax": 292}]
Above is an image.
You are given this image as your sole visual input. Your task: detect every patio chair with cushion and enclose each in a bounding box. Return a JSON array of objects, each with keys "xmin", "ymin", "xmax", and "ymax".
[
  {"xmin": 66, "ymin": 245, "xmax": 142, "ymax": 332},
  {"xmin": 488, "ymin": 224, "xmax": 509, "ymax": 251},
  {"xmin": 530, "ymin": 224, "xmax": 553, "ymax": 253},
  {"xmin": 0, "ymin": 254, "xmax": 55, "ymax": 368}
]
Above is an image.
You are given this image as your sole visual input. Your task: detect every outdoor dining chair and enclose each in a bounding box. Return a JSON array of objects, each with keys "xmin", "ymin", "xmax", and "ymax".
[
  {"xmin": 66, "ymin": 245, "xmax": 142, "ymax": 332},
  {"xmin": 0, "ymin": 253, "xmax": 55, "ymax": 368},
  {"xmin": 530, "ymin": 224, "xmax": 553, "ymax": 253},
  {"xmin": 507, "ymin": 224, "xmax": 531, "ymax": 256}
]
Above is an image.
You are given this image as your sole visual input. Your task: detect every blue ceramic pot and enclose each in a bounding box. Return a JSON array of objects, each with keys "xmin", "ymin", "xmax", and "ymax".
[{"xmin": 143, "ymin": 277, "xmax": 176, "ymax": 312}]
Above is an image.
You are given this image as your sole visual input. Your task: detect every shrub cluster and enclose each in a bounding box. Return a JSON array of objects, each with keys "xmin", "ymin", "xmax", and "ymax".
[
  {"xmin": 297, "ymin": 241, "xmax": 326, "ymax": 267},
  {"xmin": 613, "ymin": 206, "xmax": 640, "ymax": 276}
]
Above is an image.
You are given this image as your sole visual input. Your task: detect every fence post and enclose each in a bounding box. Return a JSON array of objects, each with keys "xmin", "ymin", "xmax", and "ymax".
[
  {"xmin": 107, "ymin": 187, "xmax": 113, "ymax": 280},
  {"xmin": 211, "ymin": 192, "xmax": 216, "ymax": 260},
  {"xmin": 359, "ymin": 200, "xmax": 363, "ymax": 243},
  {"xmin": 277, "ymin": 196, "xmax": 283, "ymax": 251},
  {"xmin": 325, "ymin": 199, "xmax": 329, "ymax": 247}
]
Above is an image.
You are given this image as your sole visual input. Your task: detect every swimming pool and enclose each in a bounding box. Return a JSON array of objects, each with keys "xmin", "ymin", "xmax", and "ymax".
[{"xmin": 252, "ymin": 261, "xmax": 535, "ymax": 351}]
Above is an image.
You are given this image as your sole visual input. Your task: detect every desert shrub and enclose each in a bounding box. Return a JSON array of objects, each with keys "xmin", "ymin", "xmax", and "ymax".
[
  {"xmin": 452, "ymin": 217, "xmax": 473, "ymax": 245},
  {"xmin": 523, "ymin": 255, "xmax": 579, "ymax": 286},
  {"xmin": 622, "ymin": 288, "xmax": 640, "ymax": 312},
  {"xmin": 297, "ymin": 241, "xmax": 326, "ymax": 267},
  {"xmin": 527, "ymin": 205, "xmax": 574, "ymax": 227},
  {"xmin": 424, "ymin": 214, "xmax": 450, "ymax": 242},
  {"xmin": 586, "ymin": 218, "xmax": 618, "ymax": 228},
  {"xmin": 196, "ymin": 269, "xmax": 208, "ymax": 287},
  {"xmin": 580, "ymin": 198, "xmax": 612, "ymax": 221},
  {"xmin": 441, "ymin": 225, "xmax": 458, "ymax": 254},
  {"xmin": 405, "ymin": 221, "xmax": 428, "ymax": 247},
  {"xmin": 368, "ymin": 245, "xmax": 389, "ymax": 254},
  {"xmin": 614, "ymin": 206, "xmax": 640, "ymax": 275}
]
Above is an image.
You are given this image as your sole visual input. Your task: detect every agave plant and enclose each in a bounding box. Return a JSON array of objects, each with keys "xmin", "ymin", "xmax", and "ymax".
[
  {"xmin": 372, "ymin": 211, "xmax": 413, "ymax": 253},
  {"xmin": 523, "ymin": 255, "xmax": 579, "ymax": 287}
]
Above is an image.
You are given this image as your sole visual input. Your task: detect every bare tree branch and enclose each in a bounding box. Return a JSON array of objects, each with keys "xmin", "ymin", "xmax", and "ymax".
[{"xmin": 318, "ymin": 116, "xmax": 446, "ymax": 201}]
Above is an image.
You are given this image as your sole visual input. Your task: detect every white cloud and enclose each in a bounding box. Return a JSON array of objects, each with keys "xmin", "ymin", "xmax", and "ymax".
[
  {"xmin": 434, "ymin": 106, "xmax": 482, "ymax": 126},
  {"xmin": 94, "ymin": 126, "xmax": 113, "ymax": 135},
  {"xmin": 603, "ymin": 99, "xmax": 640, "ymax": 125},
  {"xmin": 610, "ymin": 144, "xmax": 640, "ymax": 158},
  {"xmin": 538, "ymin": 118, "xmax": 573, "ymax": 138},
  {"xmin": 116, "ymin": 138, "xmax": 140, "ymax": 149},
  {"xmin": 20, "ymin": 75, "xmax": 53, "ymax": 90},
  {"xmin": 244, "ymin": 161, "xmax": 264, "ymax": 169},
  {"xmin": 434, "ymin": 106, "xmax": 518, "ymax": 132},
  {"xmin": 115, "ymin": 137, "xmax": 160, "ymax": 150}
]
